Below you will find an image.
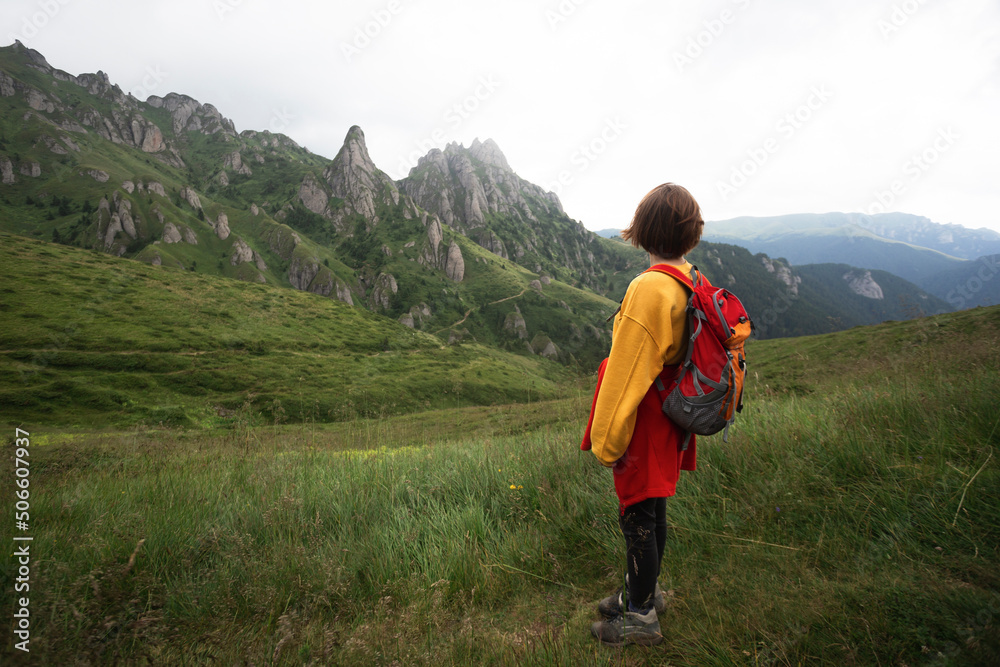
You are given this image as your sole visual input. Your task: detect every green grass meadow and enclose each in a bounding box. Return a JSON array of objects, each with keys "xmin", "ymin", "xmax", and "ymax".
[{"xmin": 1, "ymin": 231, "xmax": 999, "ymax": 664}]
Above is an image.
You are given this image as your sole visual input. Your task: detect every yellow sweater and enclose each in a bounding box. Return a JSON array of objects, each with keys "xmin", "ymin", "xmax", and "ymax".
[{"xmin": 590, "ymin": 263, "xmax": 692, "ymax": 467}]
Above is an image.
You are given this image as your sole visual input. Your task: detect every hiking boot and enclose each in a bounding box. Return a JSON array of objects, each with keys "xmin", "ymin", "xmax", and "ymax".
[
  {"xmin": 597, "ymin": 581, "xmax": 667, "ymax": 618},
  {"xmin": 590, "ymin": 607, "xmax": 663, "ymax": 646}
]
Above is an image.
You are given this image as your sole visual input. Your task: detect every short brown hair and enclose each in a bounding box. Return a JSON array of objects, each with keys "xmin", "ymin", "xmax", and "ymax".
[{"xmin": 621, "ymin": 183, "xmax": 704, "ymax": 259}]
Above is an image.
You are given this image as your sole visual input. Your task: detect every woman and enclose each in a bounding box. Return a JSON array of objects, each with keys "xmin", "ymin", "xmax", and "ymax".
[{"xmin": 582, "ymin": 183, "xmax": 704, "ymax": 646}]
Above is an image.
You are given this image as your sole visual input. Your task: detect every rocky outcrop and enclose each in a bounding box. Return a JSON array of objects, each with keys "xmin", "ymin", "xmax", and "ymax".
[
  {"xmin": 298, "ymin": 172, "xmax": 330, "ymax": 217},
  {"xmin": 396, "ymin": 138, "xmax": 608, "ymax": 290},
  {"xmin": 97, "ymin": 194, "xmax": 139, "ymax": 253},
  {"xmin": 223, "ymin": 151, "xmax": 252, "ymax": 175},
  {"xmin": 145, "ymin": 181, "xmax": 167, "ymax": 197},
  {"xmin": 40, "ymin": 134, "xmax": 67, "ymax": 155},
  {"xmin": 162, "ymin": 223, "xmax": 182, "ymax": 244},
  {"xmin": 400, "ymin": 139, "xmax": 562, "ymax": 237},
  {"xmin": 87, "ymin": 169, "xmax": 109, "ymax": 183},
  {"xmin": 504, "ymin": 309, "xmax": 528, "ymax": 339},
  {"xmin": 761, "ymin": 256, "xmax": 802, "ymax": 296},
  {"xmin": 230, "ymin": 238, "xmax": 254, "ymax": 266},
  {"xmin": 262, "ymin": 225, "xmax": 302, "ymax": 261},
  {"xmin": 322, "ymin": 126, "xmax": 402, "ymax": 228},
  {"xmin": 0, "ymin": 156, "xmax": 15, "ymax": 184},
  {"xmin": 420, "ymin": 217, "xmax": 445, "ymax": 267},
  {"xmin": 78, "ymin": 107, "xmax": 174, "ymax": 162},
  {"xmin": 287, "ymin": 254, "xmax": 353, "ymax": 305},
  {"xmin": 147, "ymin": 93, "xmax": 237, "ymax": 137},
  {"xmin": 529, "ymin": 333, "xmax": 559, "ymax": 360},
  {"xmin": 25, "ymin": 88, "xmax": 56, "ymax": 113},
  {"xmin": 399, "ymin": 303, "xmax": 432, "ymax": 329},
  {"xmin": 843, "ymin": 270, "xmax": 884, "ymax": 300},
  {"xmin": 180, "ymin": 186, "xmax": 202, "ymax": 211},
  {"xmin": 370, "ymin": 273, "xmax": 398, "ymax": 310},
  {"xmin": 0, "ymin": 71, "xmax": 15, "ymax": 97},
  {"xmin": 19, "ymin": 162, "xmax": 40, "ymax": 178},
  {"xmin": 214, "ymin": 212, "xmax": 231, "ymax": 240},
  {"xmin": 444, "ymin": 241, "xmax": 465, "ymax": 282},
  {"xmin": 288, "ymin": 254, "xmax": 322, "ymax": 291}
]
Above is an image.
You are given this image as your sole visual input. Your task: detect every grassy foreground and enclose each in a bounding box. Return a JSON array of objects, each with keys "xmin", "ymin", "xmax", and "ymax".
[{"xmin": 2, "ymin": 308, "xmax": 999, "ymax": 665}]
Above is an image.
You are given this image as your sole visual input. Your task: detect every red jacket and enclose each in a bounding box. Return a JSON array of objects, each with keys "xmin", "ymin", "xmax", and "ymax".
[{"xmin": 581, "ymin": 357, "xmax": 697, "ymax": 510}]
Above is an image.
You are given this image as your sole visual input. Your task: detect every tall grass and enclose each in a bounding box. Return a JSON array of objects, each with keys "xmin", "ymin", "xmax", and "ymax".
[{"xmin": 2, "ymin": 309, "xmax": 999, "ymax": 664}]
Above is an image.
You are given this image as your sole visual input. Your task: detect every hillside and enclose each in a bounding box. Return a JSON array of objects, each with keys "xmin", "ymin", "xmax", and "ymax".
[
  {"xmin": 3, "ymin": 306, "xmax": 997, "ymax": 664},
  {"xmin": 0, "ymin": 233, "xmax": 577, "ymax": 428},
  {"xmin": 0, "ymin": 40, "xmax": 955, "ymax": 357},
  {"xmin": 0, "ymin": 42, "xmax": 641, "ymax": 368}
]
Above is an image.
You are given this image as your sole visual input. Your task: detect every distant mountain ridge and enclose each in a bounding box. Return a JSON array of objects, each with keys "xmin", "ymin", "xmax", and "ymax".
[
  {"xmin": 705, "ymin": 212, "xmax": 1000, "ymax": 261},
  {"xmin": 702, "ymin": 213, "xmax": 975, "ymax": 287},
  {"xmin": 0, "ymin": 41, "xmax": 955, "ymax": 354}
]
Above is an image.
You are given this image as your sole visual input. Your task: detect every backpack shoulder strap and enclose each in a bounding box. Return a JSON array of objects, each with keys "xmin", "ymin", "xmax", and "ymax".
[{"xmin": 645, "ymin": 263, "xmax": 702, "ymax": 290}]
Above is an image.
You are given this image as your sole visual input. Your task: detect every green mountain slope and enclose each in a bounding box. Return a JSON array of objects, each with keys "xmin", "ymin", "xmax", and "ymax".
[
  {"xmin": 0, "ymin": 233, "xmax": 576, "ymax": 428},
  {"xmin": 0, "ymin": 42, "xmax": 624, "ymax": 367},
  {"xmin": 0, "ymin": 41, "xmax": 958, "ymax": 353}
]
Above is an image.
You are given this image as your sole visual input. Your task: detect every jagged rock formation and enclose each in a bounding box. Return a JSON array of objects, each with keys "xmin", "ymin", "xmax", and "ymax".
[
  {"xmin": 503, "ymin": 309, "xmax": 528, "ymax": 339},
  {"xmin": 0, "ymin": 42, "xmax": 633, "ymax": 369},
  {"xmin": 146, "ymin": 93, "xmax": 236, "ymax": 138},
  {"xmin": 179, "ymin": 187, "xmax": 202, "ymax": 211},
  {"xmin": 370, "ymin": 273, "xmax": 398, "ymax": 310},
  {"xmin": 96, "ymin": 194, "xmax": 140, "ymax": 255},
  {"xmin": 843, "ymin": 270, "xmax": 884, "ymax": 300},
  {"xmin": 761, "ymin": 256, "xmax": 802, "ymax": 296},
  {"xmin": 0, "ymin": 155, "xmax": 15, "ymax": 184},
  {"xmin": 444, "ymin": 241, "xmax": 465, "ymax": 282},
  {"xmin": 223, "ymin": 151, "xmax": 252, "ymax": 175},
  {"xmin": 397, "ymin": 138, "xmax": 608, "ymax": 289},
  {"xmin": 399, "ymin": 303, "xmax": 433, "ymax": 329},
  {"xmin": 162, "ymin": 223, "xmax": 182, "ymax": 244},
  {"xmin": 214, "ymin": 212, "xmax": 231, "ymax": 240}
]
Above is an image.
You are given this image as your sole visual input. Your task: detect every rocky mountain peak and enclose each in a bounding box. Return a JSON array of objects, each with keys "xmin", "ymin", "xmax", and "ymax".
[
  {"xmin": 468, "ymin": 137, "xmax": 511, "ymax": 172},
  {"xmin": 13, "ymin": 40, "xmax": 52, "ymax": 70},
  {"xmin": 400, "ymin": 138, "xmax": 563, "ymax": 236},
  {"xmin": 322, "ymin": 124, "xmax": 399, "ymax": 222},
  {"xmin": 146, "ymin": 93, "xmax": 236, "ymax": 137}
]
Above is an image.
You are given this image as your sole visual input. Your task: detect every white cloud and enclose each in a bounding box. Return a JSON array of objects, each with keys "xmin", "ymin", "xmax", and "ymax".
[{"xmin": 3, "ymin": 0, "xmax": 998, "ymax": 233}]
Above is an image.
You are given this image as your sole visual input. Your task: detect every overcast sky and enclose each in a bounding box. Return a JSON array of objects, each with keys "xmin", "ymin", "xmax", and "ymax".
[{"xmin": 4, "ymin": 0, "xmax": 999, "ymax": 234}]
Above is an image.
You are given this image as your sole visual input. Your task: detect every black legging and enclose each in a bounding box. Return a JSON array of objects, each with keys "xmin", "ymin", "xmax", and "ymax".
[{"xmin": 619, "ymin": 496, "xmax": 668, "ymax": 612}]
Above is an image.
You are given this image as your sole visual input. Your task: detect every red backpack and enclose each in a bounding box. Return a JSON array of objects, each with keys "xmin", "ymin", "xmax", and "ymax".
[{"xmin": 648, "ymin": 264, "xmax": 753, "ymax": 449}]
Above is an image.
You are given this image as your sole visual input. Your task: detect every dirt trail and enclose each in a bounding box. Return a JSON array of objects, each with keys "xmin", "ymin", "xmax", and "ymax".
[{"xmin": 432, "ymin": 288, "xmax": 529, "ymax": 335}]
